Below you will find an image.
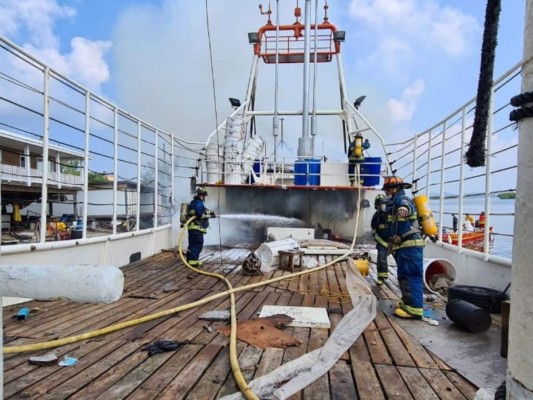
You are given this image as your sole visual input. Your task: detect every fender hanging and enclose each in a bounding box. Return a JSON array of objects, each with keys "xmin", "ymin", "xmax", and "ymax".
[{"xmin": 413, "ymin": 194, "xmax": 438, "ymax": 236}]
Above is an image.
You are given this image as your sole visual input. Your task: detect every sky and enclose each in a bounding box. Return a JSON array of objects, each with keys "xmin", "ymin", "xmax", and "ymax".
[{"xmin": 0, "ymin": 0, "xmax": 526, "ymax": 162}]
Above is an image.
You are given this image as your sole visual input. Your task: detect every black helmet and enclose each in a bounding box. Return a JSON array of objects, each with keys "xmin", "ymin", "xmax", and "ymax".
[
  {"xmin": 374, "ymin": 194, "xmax": 387, "ymax": 207},
  {"xmin": 196, "ymin": 186, "xmax": 208, "ymax": 196}
]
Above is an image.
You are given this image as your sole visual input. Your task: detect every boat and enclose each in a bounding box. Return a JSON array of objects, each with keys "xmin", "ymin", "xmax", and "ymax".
[
  {"xmin": 1, "ymin": 1, "xmax": 532, "ymax": 399},
  {"xmin": 441, "ymin": 227, "xmax": 494, "ymax": 246}
]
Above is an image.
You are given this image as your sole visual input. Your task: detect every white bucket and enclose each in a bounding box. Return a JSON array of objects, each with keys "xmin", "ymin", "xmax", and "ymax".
[
  {"xmin": 423, "ymin": 258, "xmax": 457, "ymax": 295},
  {"xmin": 254, "ymin": 238, "xmax": 300, "ymax": 271},
  {"xmin": 241, "ymin": 136, "xmax": 265, "ymax": 182},
  {"xmin": 225, "ymin": 117, "xmax": 242, "ymax": 139},
  {"xmin": 206, "ymin": 143, "xmax": 222, "ymax": 183}
]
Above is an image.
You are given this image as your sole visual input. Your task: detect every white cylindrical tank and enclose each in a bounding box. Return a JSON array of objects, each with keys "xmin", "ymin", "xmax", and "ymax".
[
  {"xmin": 254, "ymin": 238, "xmax": 300, "ymax": 272},
  {"xmin": 0, "ymin": 264, "xmax": 124, "ymax": 303}
]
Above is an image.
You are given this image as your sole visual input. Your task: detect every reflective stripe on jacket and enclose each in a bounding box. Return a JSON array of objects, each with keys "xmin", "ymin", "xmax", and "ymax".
[
  {"xmin": 371, "ymin": 210, "xmax": 391, "ymax": 247},
  {"xmin": 386, "ymin": 190, "xmax": 425, "ymax": 250},
  {"xmin": 188, "ymin": 197, "xmax": 210, "ymax": 233}
]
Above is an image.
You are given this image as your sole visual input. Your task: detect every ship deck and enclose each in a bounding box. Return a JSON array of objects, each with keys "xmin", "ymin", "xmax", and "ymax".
[{"xmin": 2, "ymin": 241, "xmax": 480, "ymax": 400}]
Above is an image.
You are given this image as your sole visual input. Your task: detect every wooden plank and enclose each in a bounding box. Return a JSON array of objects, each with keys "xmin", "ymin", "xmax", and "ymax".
[
  {"xmin": 418, "ymin": 368, "xmax": 466, "ymax": 400},
  {"xmin": 351, "ymin": 360, "xmax": 385, "ymax": 400},
  {"xmin": 349, "ymin": 331, "xmax": 386, "ymax": 399},
  {"xmin": 186, "ymin": 345, "xmax": 245, "ymax": 400},
  {"xmin": 374, "ymin": 364, "xmax": 413, "ymax": 400},
  {"xmin": 364, "ymin": 321, "xmax": 393, "ymax": 365},
  {"xmin": 302, "ymin": 369, "xmax": 330, "ymax": 400},
  {"xmin": 387, "ymin": 316, "xmax": 438, "ymax": 369},
  {"xmin": 374, "ymin": 312, "xmax": 416, "ymax": 367},
  {"xmin": 442, "ymin": 371, "xmax": 478, "ymax": 400},
  {"xmin": 329, "ymin": 360, "xmax": 357, "ymax": 400},
  {"xmin": 218, "ymin": 345, "xmax": 264, "ymax": 398},
  {"xmin": 397, "ymin": 366, "xmax": 440, "ymax": 400},
  {"xmin": 254, "ymin": 348, "xmax": 285, "ymax": 378},
  {"xmin": 156, "ymin": 344, "xmax": 224, "ymax": 400}
]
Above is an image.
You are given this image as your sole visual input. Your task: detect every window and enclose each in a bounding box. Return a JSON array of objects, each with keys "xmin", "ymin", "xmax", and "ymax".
[{"xmin": 36, "ymin": 158, "xmax": 56, "ymax": 172}]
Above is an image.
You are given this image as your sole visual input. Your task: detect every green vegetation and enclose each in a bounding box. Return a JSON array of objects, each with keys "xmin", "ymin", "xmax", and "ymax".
[{"xmin": 497, "ymin": 192, "xmax": 516, "ymax": 199}]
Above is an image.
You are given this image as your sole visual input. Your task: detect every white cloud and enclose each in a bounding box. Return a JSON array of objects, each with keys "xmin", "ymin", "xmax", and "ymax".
[
  {"xmin": 387, "ymin": 79, "xmax": 424, "ymax": 122},
  {"xmin": 0, "ymin": 0, "xmax": 110, "ymax": 91},
  {"xmin": 348, "ymin": 0, "xmax": 480, "ymax": 74}
]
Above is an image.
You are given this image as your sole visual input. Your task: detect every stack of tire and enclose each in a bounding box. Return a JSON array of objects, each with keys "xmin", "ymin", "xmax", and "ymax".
[
  {"xmin": 446, "ymin": 285, "xmax": 508, "ymax": 333},
  {"xmin": 448, "ymin": 285, "xmax": 508, "ymax": 313}
]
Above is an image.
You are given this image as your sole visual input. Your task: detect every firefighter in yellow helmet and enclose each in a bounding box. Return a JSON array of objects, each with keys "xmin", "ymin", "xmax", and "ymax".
[
  {"xmin": 383, "ymin": 176, "xmax": 425, "ymax": 319},
  {"xmin": 187, "ymin": 186, "xmax": 216, "ymax": 266}
]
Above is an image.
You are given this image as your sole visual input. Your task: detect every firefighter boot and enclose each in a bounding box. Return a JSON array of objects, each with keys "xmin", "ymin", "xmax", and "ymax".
[{"xmin": 394, "ymin": 302, "xmax": 423, "ymax": 320}]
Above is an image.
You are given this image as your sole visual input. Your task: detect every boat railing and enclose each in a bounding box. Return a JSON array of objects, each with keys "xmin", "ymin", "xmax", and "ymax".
[
  {"xmin": 383, "ymin": 61, "xmax": 522, "ymax": 262},
  {"xmin": 0, "ymin": 34, "xmax": 177, "ymax": 247},
  {"xmin": 199, "ymin": 154, "xmax": 386, "ymax": 188}
]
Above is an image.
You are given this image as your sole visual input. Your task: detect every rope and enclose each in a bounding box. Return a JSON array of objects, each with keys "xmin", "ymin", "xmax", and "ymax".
[{"xmin": 466, "ymin": 0, "xmax": 501, "ymax": 168}]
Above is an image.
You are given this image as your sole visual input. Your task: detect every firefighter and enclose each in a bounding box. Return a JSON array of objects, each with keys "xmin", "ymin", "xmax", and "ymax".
[
  {"xmin": 187, "ymin": 186, "xmax": 216, "ymax": 266},
  {"xmin": 347, "ymin": 133, "xmax": 370, "ymax": 186},
  {"xmin": 383, "ymin": 176, "xmax": 425, "ymax": 319},
  {"xmin": 371, "ymin": 194, "xmax": 391, "ymax": 285}
]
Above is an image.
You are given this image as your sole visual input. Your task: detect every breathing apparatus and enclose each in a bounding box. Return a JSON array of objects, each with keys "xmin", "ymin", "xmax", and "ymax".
[
  {"xmin": 353, "ymin": 133, "xmax": 363, "ymax": 159},
  {"xmin": 382, "ymin": 176, "xmax": 438, "ymax": 238}
]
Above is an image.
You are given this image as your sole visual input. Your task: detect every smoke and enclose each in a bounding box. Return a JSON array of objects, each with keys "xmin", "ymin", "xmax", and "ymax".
[
  {"xmin": 109, "ymin": 0, "xmax": 393, "ymax": 163},
  {"xmin": 205, "ymin": 214, "xmax": 306, "ymax": 245}
]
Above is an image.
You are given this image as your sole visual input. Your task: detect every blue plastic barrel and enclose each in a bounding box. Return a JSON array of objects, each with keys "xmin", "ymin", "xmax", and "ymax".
[
  {"xmin": 307, "ymin": 158, "xmax": 321, "ymax": 186},
  {"xmin": 294, "ymin": 160, "xmax": 308, "ymax": 185},
  {"xmin": 294, "ymin": 159, "xmax": 321, "ymax": 186},
  {"xmin": 361, "ymin": 157, "xmax": 382, "ymax": 186}
]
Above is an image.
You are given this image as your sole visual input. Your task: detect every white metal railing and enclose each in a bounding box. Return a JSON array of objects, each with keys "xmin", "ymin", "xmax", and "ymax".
[{"xmin": 384, "ymin": 62, "xmax": 521, "ymax": 262}]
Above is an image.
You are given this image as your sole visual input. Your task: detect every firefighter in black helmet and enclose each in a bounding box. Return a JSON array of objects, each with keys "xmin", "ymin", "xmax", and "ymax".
[
  {"xmin": 371, "ymin": 194, "xmax": 390, "ymax": 285},
  {"xmin": 382, "ymin": 176, "xmax": 425, "ymax": 320},
  {"xmin": 187, "ymin": 186, "xmax": 216, "ymax": 266}
]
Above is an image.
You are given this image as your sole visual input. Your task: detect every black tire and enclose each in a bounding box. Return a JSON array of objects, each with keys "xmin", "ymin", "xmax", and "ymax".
[{"xmin": 448, "ymin": 285, "xmax": 507, "ymax": 314}]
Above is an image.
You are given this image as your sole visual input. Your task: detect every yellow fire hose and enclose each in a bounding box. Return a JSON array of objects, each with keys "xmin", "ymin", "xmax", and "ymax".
[{"xmin": 3, "ymin": 167, "xmax": 365, "ymax": 400}]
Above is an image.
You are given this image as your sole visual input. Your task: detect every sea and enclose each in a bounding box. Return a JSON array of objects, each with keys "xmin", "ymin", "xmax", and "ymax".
[{"xmin": 429, "ymin": 196, "xmax": 515, "ymax": 260}]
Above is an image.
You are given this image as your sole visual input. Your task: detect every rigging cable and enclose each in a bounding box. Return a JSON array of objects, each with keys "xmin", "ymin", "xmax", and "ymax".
[{"xmin": 204, "ymin": 0, "xmax": 224, "ymax": 268}]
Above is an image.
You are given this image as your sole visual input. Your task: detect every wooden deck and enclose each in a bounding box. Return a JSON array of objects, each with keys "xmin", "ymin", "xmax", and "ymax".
[{"xmin": 2, "ymin": 242, "xmax": 478, "ymax": 399}]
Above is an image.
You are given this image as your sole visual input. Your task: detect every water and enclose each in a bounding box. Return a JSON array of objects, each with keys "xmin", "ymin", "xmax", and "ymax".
[
  {"xmin": 429, "ymin": 197, "xmax": 515, "ymax": 260},
  {"xmin": 220, "ymin": 214, "xmax": 304, "ymax": 226}
]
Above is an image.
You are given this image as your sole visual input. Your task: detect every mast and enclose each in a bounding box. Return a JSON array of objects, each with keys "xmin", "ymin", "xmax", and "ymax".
[
  {"xmin": 507, "ymin": 0, "xmax": 533, "ymax": 397},
  {"xmin": 298, "ymin": 0, "xmax": 313, "ymax": 158}
]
